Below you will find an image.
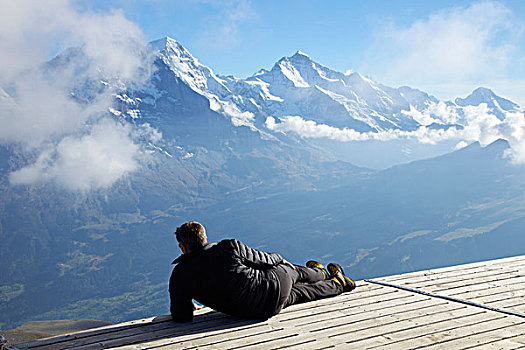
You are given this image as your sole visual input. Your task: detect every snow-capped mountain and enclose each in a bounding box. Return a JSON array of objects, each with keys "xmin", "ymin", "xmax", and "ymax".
[
  {"xmin": 455, "ymin": 87, "xmax": 521, "ymax": 120},
  {"xmin": 5, "ymin": 35, "xmax": 522, "ymax": 171},
  {"xmin": 148, "ymin": 37, "xmax": 425, "ymax": 132},
  {"xmin": 102, "ymin": 36, "xmax": 520, "ymax": 168},
  {"xmin": 136, "ymin": 37, "xmax": 522, "ymax": 146}
]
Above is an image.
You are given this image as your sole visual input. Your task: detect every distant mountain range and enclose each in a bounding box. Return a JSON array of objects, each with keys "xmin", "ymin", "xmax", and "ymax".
[
  {"xmin": 127, "ymin": 37, "xmax": 522, "ymax": 168},
  {"xmin": 0, "ymin": 37, "xmax": 523, "ymax": 329},
  {"xmin": 149, "ymin": 37, "xmax": 520, "ymax": 133}
]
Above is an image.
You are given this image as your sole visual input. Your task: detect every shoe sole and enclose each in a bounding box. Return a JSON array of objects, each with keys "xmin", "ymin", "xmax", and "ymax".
[
  {"xmin": 306, "ymin": 260, "xmax": 323, "ymax": 268},
  {"xmin": 307, "ymin": 261, "xmax": 330, "ymax": 279},
  {"xmin": 328, "ymin": 263, "xmax": 356, "ymax": 292},
  {"xmin": 327, "ymin": 263, "xmax": 345, "ymax": 276}
]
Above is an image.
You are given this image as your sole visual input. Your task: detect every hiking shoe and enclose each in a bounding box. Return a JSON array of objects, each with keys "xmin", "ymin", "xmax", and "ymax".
[
  {"xmin": 327, "ymin": 263, "xmax": 356, "ymax": 292},
  {"xmin": 306, "ymin": 260, "xmax": 330, "ymax": 280}
]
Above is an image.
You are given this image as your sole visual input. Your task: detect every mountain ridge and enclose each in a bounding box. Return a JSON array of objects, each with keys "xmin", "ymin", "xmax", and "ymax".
[{"xmin": 140, "ymin": 36, "xmax": 523, "ymax": 170}]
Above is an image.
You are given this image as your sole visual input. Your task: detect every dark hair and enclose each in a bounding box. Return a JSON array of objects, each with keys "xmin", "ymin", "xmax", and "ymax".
[{"xmin": 175, "ymin": 222, "xmax": 207, "ymax": 251}]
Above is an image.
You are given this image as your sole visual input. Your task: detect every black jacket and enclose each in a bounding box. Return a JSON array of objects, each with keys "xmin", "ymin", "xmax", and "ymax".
[{"xmin": 169, "ymin": 239, "xmax": 283, "ymax": 322}]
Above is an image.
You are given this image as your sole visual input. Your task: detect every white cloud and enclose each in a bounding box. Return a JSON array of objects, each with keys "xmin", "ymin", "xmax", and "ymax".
[
  {"xmin": 363, "ymin": 1, "xmax": 525, "ymax": 106},
  {"xmin": 455, "ymin": 141, "xmax": 469, "ymax": 150},
  {"xmin": 0, "ymin": 1, "xmax": 151, "ymax": 83},
  {"xmin": 0, "ymin": 0, "xmax": 156, "ymax": 191},
  {"xmin": 502, "ymin": 112, "xmax": 525, "ymax": 164},
  {"xmin": 401, "ymin": 106, "xmax": 440, "ymax": 126},
  {"xmin": 265, "ymin": 103, "xmax": 525, "ymax": 164},
  {"xmin": 265, "ymin": 116, "xmax": 460, "ymax": 144},
  {"xmin": 9, "ymin": 120, "xmax": 141, "ymax": 191},
  {"xmin": 0, "ymin": 76, "xmax": 90, "ymax": 146}
]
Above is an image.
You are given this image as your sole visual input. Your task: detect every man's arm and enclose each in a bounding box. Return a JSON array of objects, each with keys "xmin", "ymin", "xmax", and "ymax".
[
  {"xmin": 169, "ymin": 270, "xmax": 194, "ymax": 322},
  {"xmin": 231, "ymin": 239, "xmax": 283, "ymax": 269}
]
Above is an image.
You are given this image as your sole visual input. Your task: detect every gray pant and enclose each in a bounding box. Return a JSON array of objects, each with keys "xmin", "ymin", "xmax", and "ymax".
[{"xmin": 273, "ymin": 264, "xmax": 343, "ymax": 314}]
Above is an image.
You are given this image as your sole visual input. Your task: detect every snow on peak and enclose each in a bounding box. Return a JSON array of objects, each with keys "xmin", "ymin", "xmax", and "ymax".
[
  {"xmin": 291, "ymin": 50, "xmax": 311, "ymax": 60},
  {"xmin": 277, "ymin": 58, "xmax": 309, "ymax": 87},
  {"xmin": 468, "ymin": 87, "xmax": 497, "ymax": 100},
  {"xmin": 149, "ymin": 36, "xmax": 234, "ymax": 109},
  {"xmin": 150, "ymin": 36, "xmax": 180, "ymax": 51},
  {"xmin": 150, "ymin": 36, "xmax": 196, "ymax": 61},
  {"xmin": 456, "ymin": 87, "xmax": 520, "ymax": 114},
  {"xmin": 266, "ymin": 52, "xmax": 343, "ymax": 88}
]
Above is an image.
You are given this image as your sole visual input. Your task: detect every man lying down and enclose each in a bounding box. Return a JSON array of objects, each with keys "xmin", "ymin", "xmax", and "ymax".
[{"xmin": 169, "ymin": 221, "xmax": 356, "ymax": 322}]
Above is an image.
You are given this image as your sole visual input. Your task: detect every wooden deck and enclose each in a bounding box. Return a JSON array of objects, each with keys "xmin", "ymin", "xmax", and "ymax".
[{"xmin": 8, "ymin": 255, "xmax": 525, "ymax": 350}]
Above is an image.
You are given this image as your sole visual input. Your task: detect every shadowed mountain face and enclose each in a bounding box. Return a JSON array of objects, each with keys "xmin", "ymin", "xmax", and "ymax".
[
  {"xmin": 199, "ymin": 139, "xmax": 525, "ymax": 276},
  {"xmin": 0, "ymin": 38, "xmax": 524, "ymax": 328}
]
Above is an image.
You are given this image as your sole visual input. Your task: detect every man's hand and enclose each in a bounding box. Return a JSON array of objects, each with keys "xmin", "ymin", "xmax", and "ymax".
[{"xmin": 282, "ymin": 258, "xmax": 296, "ymax": 270}]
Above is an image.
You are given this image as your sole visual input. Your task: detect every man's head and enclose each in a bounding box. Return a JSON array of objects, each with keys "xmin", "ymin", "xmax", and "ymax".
[{"xmin": 175, "ymin": 221, "xmax": 207, "ymax": 254}]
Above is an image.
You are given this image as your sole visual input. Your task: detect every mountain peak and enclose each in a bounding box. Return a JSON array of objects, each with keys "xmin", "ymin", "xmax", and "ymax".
[
  {"xmin": 150, "ymin": 36, "xmax": 177, "ymax": 49},
  {"xmin": 149, "ymin": 36, "xmax": 201, "ymax": 70},
  {"xmin": 272, "ymin": 51, "xmax": 314, "ymax": 68},
  {"xmin": 455, "ymin": 87, "xmax": 520, "ymax": 114},
  {"xmin": 149, "ymin": 36, "xmax": 190, "ymax": 56},
  {"xmin": 470, "ymin": 87, "xmax": 497, "ymax": 99},
  {"xmin": 291, "ymin": 50, "xmax": 311, "ymax": 59}
]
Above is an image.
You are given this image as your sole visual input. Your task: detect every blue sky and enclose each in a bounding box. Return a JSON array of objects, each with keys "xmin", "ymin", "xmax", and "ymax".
[{"xmin": 78, "ymin": 0, "xmax": 525, "ymax": 105}]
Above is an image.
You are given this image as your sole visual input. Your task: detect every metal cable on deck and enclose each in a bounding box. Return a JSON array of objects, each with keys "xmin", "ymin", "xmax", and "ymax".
[{"xmin": 365, "ymin": 279, "xmax": 525, "ymax": 319}]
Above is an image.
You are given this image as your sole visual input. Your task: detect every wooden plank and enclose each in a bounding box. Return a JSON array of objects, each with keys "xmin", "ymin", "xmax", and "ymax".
[
  {"xmin": 176, "ymin": 292, "xmax": 433, "ymax": 349},
  {"xmin": 377, "ymin": 255, "xmax": 525, "ymax": 283},
  {"xmin": 403, "ymin": 265, "xmax": 524, "ymax": 289},
  {"xmin": 16, "ymin": 285, "xmax": 377, "ymax": 350},
  {"xmin": 11, "ymin": 315, "xmax": 173, "ymax": 349},
  {"xmin": 26, "ymin": 313, "xmax": 248, "ymax": 350},
  {"xmin": 324, "ymin": 308, "xmax": 487, "ymax": 349},
  {"xmin": 429, "ymin": 275, "xmax": 525, "ymax": 294},
  {"xmin": 396, "ymin": 267, "xmax": 525, "ymax": 292},
  {"xmin": 163, "ymin": 324, "xmax": 285, "ymax": 349},
  {"xmin": 151, "ymin": 325, "xmax": 285, "ymax": 349},
  {"xmin": 458, "ymin": 332, "xmax": 525, "ymax": 349},
  {"xmin": 12, "ymin": 309, "xmax": 212, "ymax": 350},
  {"xmin": 414, "ymin": 319, "xmax": 525, "ymax": 349},
  {"xmin": 113, "ymin": 325, "xmax": 281, "ymax": 349},
  {"xmin": 277, "ymin": 285, "xmax": 393, "ymax": 319},
  {"xmin": 25, "ymin": 286, "xmax": 378, "ymax": 348},
  {"xmin": 287, "ymin": 297, "xmax": 434, "ymax": 329},
  {"xmin": 376, "ymin": 262, "xmax": 525, "ymax": 292},
  {"xmin": 362, "ymin": 315, "xmax": 505, "ymax": 349},
  {"xmin": 71, "ymin": 321, "xmax": 272, "ymax": 350},
  {"xmin": 471, "ymin": 288, "xmax": 525, "ymax": 304},
  {"xmin": 277, "ymin": 290, "xmax": 417, "ymax": 325},
  {"xmin": 488, "ymin": 301, "xmax": 525, "ymax": 315},
  {"xmin": 117, "ymin": 291, "xmax": 434, "ymax": 349},
  {"xmin": 348, "ymin": 311, "xmax": 499, "ymax": 349},
  {"xmin": 228, "ymin": 333, "xmax": 321, "ymax": 350},
  {"xmin": 435, "ymin": 276, "xmax": 525, "ymax": 297},
  {"xmin": 449, "ymin": 282, "xmax": 525, "ymax": 300},
  {"xmin": 279, "ymin": 283, "xmax": 383, "ymax": 315},
  {"xmin": 328, "ymin": 307, "xmax": 489, "ymax": 347},
  {"xmin": 70, "ymin": 293, "xmax": 396, "ymax": 346},
  {"xmin": 383, "ymin": 260, "xmax": 525, "ymax": 287},
  {"xmin": 446, "ymin": 277, "xmax": 525, "ymax": 298},
  {"xmin": 263, "ymin": 302, "xmax": 469, "ymax": 348},
  {"xmin": 229, "ymin": 301, "xmax": 454, "ymax": 350},
  {"xmin": 272, "ymin": 339, "xmax": 345, "ymax": 350}
]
